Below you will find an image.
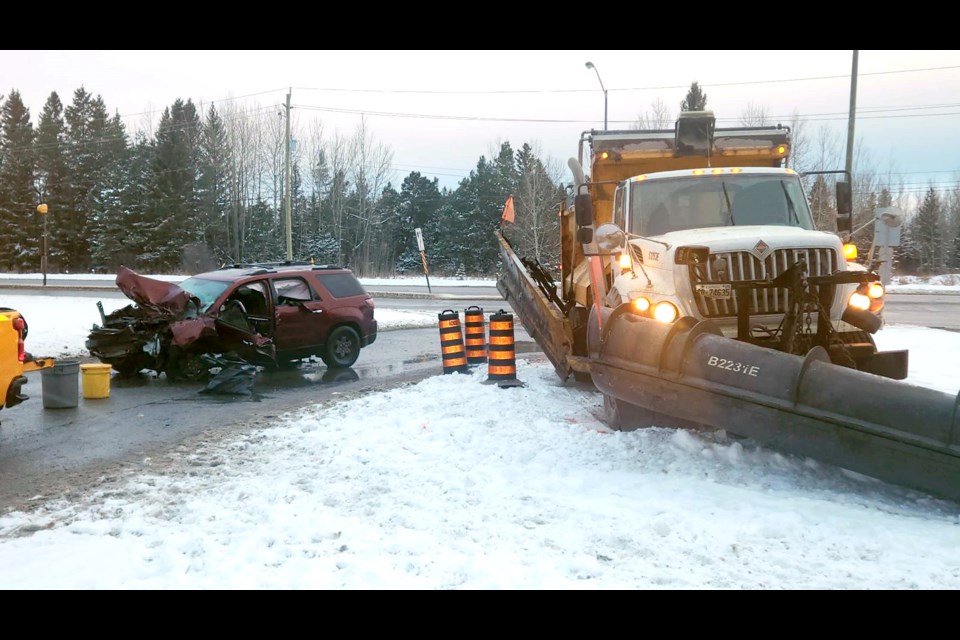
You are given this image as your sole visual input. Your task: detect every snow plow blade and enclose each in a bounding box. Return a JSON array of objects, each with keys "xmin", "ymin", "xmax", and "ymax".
[
  {"xmin": 495, "ymin": 230, "xmax": 588, "ymax": 381},
  {"xmin": 588, "ymin": 305, "xmax": 960, "ymax": 503}
]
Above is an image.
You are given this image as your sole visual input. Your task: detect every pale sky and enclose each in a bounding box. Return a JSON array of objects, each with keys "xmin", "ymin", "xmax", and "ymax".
[
  {"xmin": 2, "ymin": 282, "xmax": 960, "ymax": 588},
  {"xmin": 4, "ymin": 50, "xmax": 959, "ymax": 194}
]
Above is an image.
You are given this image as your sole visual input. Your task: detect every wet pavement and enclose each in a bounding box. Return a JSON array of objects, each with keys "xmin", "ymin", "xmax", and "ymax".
[{"xmin": 0, "ymin": 325, "xmax": 542, "ymax": 512}]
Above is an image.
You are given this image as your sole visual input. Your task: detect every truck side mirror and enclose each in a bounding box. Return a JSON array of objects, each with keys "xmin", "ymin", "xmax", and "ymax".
[
  {"xmin": 574, "ymin": 193, "xmax": 594, "ymax": 227},
  {"xmin": 835, "ymin": 181, "xmax": 852, "ymax": 234},
  {"xmin": 836, "ymin": 181, "xmax": 852, "ymax": 215}
]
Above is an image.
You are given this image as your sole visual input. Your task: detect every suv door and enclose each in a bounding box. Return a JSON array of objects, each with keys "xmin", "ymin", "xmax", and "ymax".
[
  {"xmin": 220, "ymin": 279, "xmax": 273, "ymax": 335},
  {"xmin": 271, "ymin": 276, "xmax": 330, "ymax": 353}
]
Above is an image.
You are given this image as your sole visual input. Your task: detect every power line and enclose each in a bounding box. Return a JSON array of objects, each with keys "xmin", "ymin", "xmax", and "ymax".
[
  {"xmin": 293, "ymin": 102, "xmax": 960, "ymax": 126},
  {"xmin": 292, "ymin": 64, "xmax": 960, "ymax": 95}
]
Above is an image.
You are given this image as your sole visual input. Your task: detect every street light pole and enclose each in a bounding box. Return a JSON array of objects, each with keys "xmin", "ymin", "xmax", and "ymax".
[
  {"xmin": 284, "ymin": 89, "xmax": 293, "ymax": 262},
  {"xmin": 36, "ymin": 203, "xmax": 48, "ymax": 286},
  {"xmin": 585, "ymin": 61, "xmax": 608, "ymax": 130}
]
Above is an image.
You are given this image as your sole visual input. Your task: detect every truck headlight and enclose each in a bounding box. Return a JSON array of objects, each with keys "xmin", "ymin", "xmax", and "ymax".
[
  {"xmin": 848, "ymin": 292, "xmax": 870, "ymax": 311},
  {"xmin": 653, "ymin": 301, "xmax": 679, "ymax": 323},
  {"xmin": 632, "ymin": 297, "xmax": 651, "ymax": 313},
  {"xmin": 867, "ymin": 282, "xmax": 884, "ymax": 298}
]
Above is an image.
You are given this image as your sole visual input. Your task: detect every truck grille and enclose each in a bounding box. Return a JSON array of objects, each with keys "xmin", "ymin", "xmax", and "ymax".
[{"xmin": 692, "ymin": 248, "xmax": 839, "ymax": 318}]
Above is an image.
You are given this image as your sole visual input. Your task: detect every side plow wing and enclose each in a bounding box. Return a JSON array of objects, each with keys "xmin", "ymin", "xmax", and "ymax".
[
  {"xmin": 495, "ymin": 230, "xmax": 584, "ymax": 381},
  {"xmin": 589, "ymin": 306, "xmax": 960, "ymax": 503}
]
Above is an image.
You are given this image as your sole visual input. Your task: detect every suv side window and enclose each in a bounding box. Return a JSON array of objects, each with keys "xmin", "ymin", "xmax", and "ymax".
[
  {"xmin": 273, "ymin": 277, "xmax": 316, "ymax": 305},
  {"xmin": 226, "ymin": 280, "xmax": 270, "ymax": 317},
  {"xmin": 317, "ymin": 273, "xmax": 366, "ymax": 298}
]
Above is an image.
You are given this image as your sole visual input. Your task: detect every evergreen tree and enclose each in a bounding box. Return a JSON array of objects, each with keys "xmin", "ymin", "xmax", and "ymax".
[
  {"xmin": 392, "ymin": 172, "xmax": 442, "ymax": 274},
  {"xmin": 244, "ymin": 199, "xmax": 282, "ymax": 262},
  {"xmin": 950, "ymin": 233, "xmax": 960, "ymax": 271},
  {"xmin": 145, "ymin": 98, "xmax": 202, "ymax": 271},
  {"xmin": 61, "ymin": 88, "xmax": 125, "ymax": 272},
  {"xmin": 681, "ymin": 82, "xmax": 708, "ymax": 111},
  {"xmin": 35, "ymin": 92, "xmax": 69, "ymax": 271},
  {"xmin": 907, "ymin": 187, "xmax": 943, "ymax": 274},
  {"xmin": 0, "ymin": 90, "xmax": 37, "ymax": 270},
  {"xmin": 113, "ymin": 132, "xmax": 155, "ymax": 271},
  {"xmin": 86, "ymin": 108, "xmax": 129, "ymax": 272},
  {"xmin": 290, "ymin": 163, "xmax": 308, "ymax": 261},
  {"xmin": 198, "ymin": 105, "xmax": 231, "ymax": 262}
]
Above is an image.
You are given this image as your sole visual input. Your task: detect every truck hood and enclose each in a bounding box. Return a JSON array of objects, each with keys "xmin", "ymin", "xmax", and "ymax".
[{"xmin": 639, "ymin": 225, "xmax": 842, "ymax": 252}]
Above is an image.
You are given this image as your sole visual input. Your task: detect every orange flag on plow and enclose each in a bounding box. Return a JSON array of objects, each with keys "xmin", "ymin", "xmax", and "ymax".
[{"xmin": 501, "ymin": 195, "xmax": 515, "ymax": 227}]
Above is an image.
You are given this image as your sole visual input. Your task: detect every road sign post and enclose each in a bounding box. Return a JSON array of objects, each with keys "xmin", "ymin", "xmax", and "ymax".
[{"xmin": 415, "ymin": 227, "xmax": 431, "ymax": 293}]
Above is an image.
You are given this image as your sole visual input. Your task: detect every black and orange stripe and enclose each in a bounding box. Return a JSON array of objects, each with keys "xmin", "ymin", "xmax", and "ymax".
[
  {"xmin": 486, "ymin": 309, "xmax": 516, "ymax": 381},
  {"xmin": 438, "ymin": 309, "xmax": 469, "ymax": 374},
  {"xmin": 463, "ymin": 305, "xmax": 487, "ymax": 364}
]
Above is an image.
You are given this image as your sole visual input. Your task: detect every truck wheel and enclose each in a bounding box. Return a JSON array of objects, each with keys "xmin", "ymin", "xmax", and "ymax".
[
  {"xmin": 603, "ymin": 394, "xmax": 655, "ymax": 431},
  {"xmin": 321, "ymin": 326, "xmax": 360, "ymax": 369}
]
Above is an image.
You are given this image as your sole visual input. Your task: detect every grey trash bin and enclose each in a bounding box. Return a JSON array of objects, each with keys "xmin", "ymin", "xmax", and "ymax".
[{"xmin": 41, "ymin": 359, "xmax": 80, "ymax": 409}]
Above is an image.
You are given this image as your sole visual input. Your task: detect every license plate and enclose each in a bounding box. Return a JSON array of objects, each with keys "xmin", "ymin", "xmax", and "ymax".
[{"xmin": 696, "ymin": 283, "xmax": 732, "ymax": 300}]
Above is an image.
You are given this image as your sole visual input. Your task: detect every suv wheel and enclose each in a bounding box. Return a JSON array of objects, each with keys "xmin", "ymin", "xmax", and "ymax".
[
  {"xmin": 166, "ymin": 349, "xmax": 210, "ymax": 382},
  {"xmin": 321, "ymin": 326, "xmax": 360, "ymax": 369}
]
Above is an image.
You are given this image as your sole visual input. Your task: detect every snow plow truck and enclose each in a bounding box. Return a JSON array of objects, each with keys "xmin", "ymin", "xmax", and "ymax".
[{"xmin": 496, "ymin": 111, "xmax": 960, "ymax": 503}]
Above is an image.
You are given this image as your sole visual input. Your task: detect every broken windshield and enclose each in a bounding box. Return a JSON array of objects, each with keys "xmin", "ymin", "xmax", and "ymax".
[
  {"xmin": 178, "ymin": 277, "xmax": 230, "ymax": 313},
  {"xmin": 628, "ymin": 173, "xmax": 815, "ymax": 236}
]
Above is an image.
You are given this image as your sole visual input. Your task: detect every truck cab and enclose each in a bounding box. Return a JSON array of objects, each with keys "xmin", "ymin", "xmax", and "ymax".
[
  {"xmin": 604, "ymin": 166, "xmax": 881, "ymax": 346},
  {"xmin": 496, "ymin": 109, "xmax": 904, "ymax": 383}
]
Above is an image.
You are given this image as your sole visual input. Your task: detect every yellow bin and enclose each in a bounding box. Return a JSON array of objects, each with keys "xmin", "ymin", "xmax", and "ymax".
[{"xmin": 80, "ymin": 363, "xmax": 113, "ymax": 399}]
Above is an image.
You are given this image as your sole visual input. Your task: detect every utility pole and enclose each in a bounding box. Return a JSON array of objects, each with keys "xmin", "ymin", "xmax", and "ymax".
[
  {"xmin": 284, "ymin": 89, "xmax": 293, "ymax": 261},
  {"xmin": 845, "ymin": 51, "xmax": 858, "ymax": 183}
]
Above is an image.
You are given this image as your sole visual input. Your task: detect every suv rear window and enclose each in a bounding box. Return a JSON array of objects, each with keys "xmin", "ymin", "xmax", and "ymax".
[{"xmin": 318, "ymin": 273, "xmax": 367, "ymax": 298}]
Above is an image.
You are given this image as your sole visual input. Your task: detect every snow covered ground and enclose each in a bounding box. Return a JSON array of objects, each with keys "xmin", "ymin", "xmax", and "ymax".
[{"xmin": 1, "ymin": 279, "xmax": 960, "ymax": 589}]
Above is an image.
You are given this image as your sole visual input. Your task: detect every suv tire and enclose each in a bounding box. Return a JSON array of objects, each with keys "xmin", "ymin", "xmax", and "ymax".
[
  {"xmin": 165, "ymin": 348, "xmax": 210, "ymax": 382},
  {"xmin": 321, "ymin": 326, "xmax": 360, "ymax": 369}
]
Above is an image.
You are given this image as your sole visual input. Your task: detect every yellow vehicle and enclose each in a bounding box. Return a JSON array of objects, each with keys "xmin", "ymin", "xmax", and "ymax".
[
  {"xmin": 495, "ymin": 110, "xmax": 960, "ymax": 504},
  {"xmin": 0, "ymin": 307, "xmax": 54, "ymax": 419}
]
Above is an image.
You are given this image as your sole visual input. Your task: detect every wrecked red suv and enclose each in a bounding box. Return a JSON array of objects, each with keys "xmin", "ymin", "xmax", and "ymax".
[{"xmin": 86, "ymin": 262, "xmax": 377, "ymax": 381}]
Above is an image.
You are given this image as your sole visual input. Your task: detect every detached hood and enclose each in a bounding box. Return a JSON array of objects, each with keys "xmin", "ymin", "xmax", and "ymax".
[{"xmin": 116, "ymin": 265, "xmax": 195, "ymax": 314}]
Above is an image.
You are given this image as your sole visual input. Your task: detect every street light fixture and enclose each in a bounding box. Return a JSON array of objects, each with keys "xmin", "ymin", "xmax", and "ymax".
[{"xmin": 585, "ymin": 61, "xmax": 608, "ymax": 130}]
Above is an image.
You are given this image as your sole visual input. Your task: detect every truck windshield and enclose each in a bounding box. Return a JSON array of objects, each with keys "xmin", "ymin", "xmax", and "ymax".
[{"xmin": 628, "ymin": 174, "xmax": 815, "ymax": 236}]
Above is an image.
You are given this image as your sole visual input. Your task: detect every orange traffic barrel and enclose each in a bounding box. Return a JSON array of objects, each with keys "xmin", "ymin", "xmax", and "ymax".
[
  {"xmin": 463, "ymin": 305, "xmax": 487, "ymax": 364},
  {"xmin": 438, "ymin": 309, "xmax": 469, "ymax": 374},
  {"xmin": 487, "ymin": 309, "xmax": 523, "ymax": 387}
]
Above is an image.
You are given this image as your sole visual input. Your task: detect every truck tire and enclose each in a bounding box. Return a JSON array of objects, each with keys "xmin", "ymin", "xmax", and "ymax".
[{"xmin": 603, "ymin": 393, "xmax": 656, "ymax": 431}]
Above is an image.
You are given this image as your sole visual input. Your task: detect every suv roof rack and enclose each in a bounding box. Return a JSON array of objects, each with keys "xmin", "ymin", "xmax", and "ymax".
[{"xmin": 218, "ymin": 261, "xmax": 347, "ymax": 275}]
